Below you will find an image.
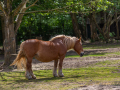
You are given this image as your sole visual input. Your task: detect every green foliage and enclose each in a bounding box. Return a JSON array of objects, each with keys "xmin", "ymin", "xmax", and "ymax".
[
  {"xmin": 63, "ymin": 0, "xmax": 114, "ymax": 15},
  {"xmin": 17, "ymin": 13, "xmax": 73, "ymax": 43},
  {"xmin": 99, "ymin": 34, "xmax": 105, "ymax": 40},
  {"xmin": 0, "ymin": 0, "xmax": 120, "ymax": 44},
  {"xmin": 16, "ymin": 0, "xmax": 119, "ymax": 43},
  {"xmin": 109, "ymin": 32, "xmax": 115, "ymax": 37},
  {"xmin": 12, "ymin": 0, "xmax": 22, "ymax": 10}
]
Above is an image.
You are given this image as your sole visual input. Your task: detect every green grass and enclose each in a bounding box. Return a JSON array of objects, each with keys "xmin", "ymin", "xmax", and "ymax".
[
  {"xmin": 91, "ymin": 59, "xmax": 120, "ymax": 67},
  {"xmin": 65, "ymin": 53, "xmax": 106, "ymax": 58},
  {"xmin": 65, "ymin": 51, "xmax": 120, "ymax": 58},
  {"xmin": 83, "ymin": 44, "xmax": 120, "ymax": 50},
  {"xmin": 1, "ymin": 63, "xmax": 120, "ymax": 90}
]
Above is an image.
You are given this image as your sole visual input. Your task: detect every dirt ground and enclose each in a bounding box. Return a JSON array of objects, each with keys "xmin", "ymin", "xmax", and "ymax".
[
  {"xmin": 1, "ymin": 46, "xmax": 120, "ymax": 71},
  {"xmin": 1, "ymin": 43, "xmax": 120, "ymax": 90},
  {"xmin": 19, "ymin": 47, "xmax": 120, "ymax": 71},
  {"xmin": 70, "ymin": 85, "xmax": 120, "ymax": 90}
]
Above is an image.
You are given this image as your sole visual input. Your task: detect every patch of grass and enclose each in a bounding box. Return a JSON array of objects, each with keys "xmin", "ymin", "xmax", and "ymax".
[
  {"xmin": 113, "ymin": 52, "xmax": 120, "ymax": 55},
  {"xmin": 65, "ymin": 52, "xmax": 120, "ymax": 58},
  {"xmin": 91, "ymin": 59, "xmax": 120, "ymax": 67},
  {"xmin": 1, "ymin": 66, "xmax": 120, "ymax": 90},
  {"xmin": 65, "ymin": 53, "xmax": 106, "ymax": 58},
  {"xmin": 83, "ymin": 44, "xmax": 120, "ymax": 50}
]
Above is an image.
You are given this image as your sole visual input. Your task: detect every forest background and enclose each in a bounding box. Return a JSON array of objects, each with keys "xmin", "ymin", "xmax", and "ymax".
[{"xmin": 0, "ymin": 0, "xmax": 120, "ymax": 65}]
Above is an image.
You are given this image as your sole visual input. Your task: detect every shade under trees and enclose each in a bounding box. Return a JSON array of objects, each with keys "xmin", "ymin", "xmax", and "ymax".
[{"xmin": 0, "ymin": 0, "xmax": 120, "ymax": 66}]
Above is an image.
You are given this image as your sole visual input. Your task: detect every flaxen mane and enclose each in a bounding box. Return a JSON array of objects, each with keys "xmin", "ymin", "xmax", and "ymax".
[{"xmin": 50, "ymin": 35, "xmax": 78, "ymax": 50}]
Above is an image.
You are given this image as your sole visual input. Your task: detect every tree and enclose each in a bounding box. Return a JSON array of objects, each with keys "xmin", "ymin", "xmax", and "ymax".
[
  {"xmin": 70, "ymin": 13, "xmax": 82, "ymax": 37},
  {"xmin": 0, "ymin": 0, "xmax": 38, "ymax": 66},
  {"xmin": 0, "ymin": 0, "xmax": 81, "ymax": 66},
  {"xmin": 91, "ymin": 0, "xmax": 120, "ymax": 42},
  {"xmin": 1, "ymin": 0, "xmax": 120, "ymax": 66}
]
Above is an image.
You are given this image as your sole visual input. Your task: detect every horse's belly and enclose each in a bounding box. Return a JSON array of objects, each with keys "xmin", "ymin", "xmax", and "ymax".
[{"xmin": 34, "ymin": 54, "xmax": 59, "ymax": 62}]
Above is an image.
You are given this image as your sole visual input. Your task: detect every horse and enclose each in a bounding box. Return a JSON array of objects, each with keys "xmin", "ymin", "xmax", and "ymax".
[{"xmin": 10, "ymin": 35, "xmax": 84, "ymax": 80}]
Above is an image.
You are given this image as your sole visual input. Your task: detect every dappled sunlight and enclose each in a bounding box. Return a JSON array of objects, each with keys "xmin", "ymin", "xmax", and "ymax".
[{"xmin": 1, "ymin": 66, "xmax": 120, "ymax": 89}]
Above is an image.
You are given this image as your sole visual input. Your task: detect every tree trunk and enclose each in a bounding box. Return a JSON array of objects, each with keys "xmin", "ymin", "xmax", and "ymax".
[
  {"xmin": 115, "ymin": 11, "xmax": 119, "ymax": 38},
  {"xmin": 1, "ymin": 17, "xmax": 5, "ymax": 54},
  {"xmin": 92, "ymin": 12, "xmax": 113, "ymax": 43},
  {"xmin": 1, "ymin": 17, "xmax": 5, "ymax": 43},
  {"xmin": 90, "ymin": 14, "xmax": 99, "ymax": 41},
  {"xmin": 70, "ymin": 13, "xmax": 81, "ymax": 38},
  {"xmin": 0, "ymin": 0, "xmax": 38, "ymax": 66},
  {"xmin": 90, "ymin": 14, "xmax": 95, "ymax": 41},
  {"xmin": 3, "ymin": 15, "xmax": 16, "ymax": 66}
]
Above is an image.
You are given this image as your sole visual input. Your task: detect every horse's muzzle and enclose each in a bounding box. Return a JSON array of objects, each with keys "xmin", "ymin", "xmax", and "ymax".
[{"xmin": 80, "ymin": 52, "xmax": 84, "ymax": 57}]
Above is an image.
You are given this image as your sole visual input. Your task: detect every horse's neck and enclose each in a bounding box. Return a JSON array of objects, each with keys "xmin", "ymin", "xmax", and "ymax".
[
  {"xmin": 51, "ymin": 37, "xmax": 76, "ymax": 50},
  {"xmin": 67, "ymin": 44, "xmax": 74, "ymax": 50},
  {"xmin": 63, "ymin": 38, "xmax": 76, "ymax": 50}
]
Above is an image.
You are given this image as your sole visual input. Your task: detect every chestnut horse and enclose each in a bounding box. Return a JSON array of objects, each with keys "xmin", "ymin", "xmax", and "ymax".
[{"xmin": 10, "ymin": 35, "xmax": 84, "ymax": 80}]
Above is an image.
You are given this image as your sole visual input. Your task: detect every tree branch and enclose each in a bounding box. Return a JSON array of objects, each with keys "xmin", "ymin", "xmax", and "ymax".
[
  {"xmin": 26, "ymin": 0, "xmax": 39, "ymax": 10},
  {"xmin": 110, "ymin": 15, "xmax": 120, "ymax": 25},
  {"xmin": 13, "ymin": 0, "xmax": 29, "ymax": 16},
  {"xmin": 92, "ymin": 13, "xmax": 102, "ymax": 33},
  {"xmin": 14, "ymin": 0, "xmax": 39, "ymax": 34},
  {"xmin": 14, "ymin": 8, "xmax": 26, "ymax": 35},
  {"xmin": 102, "ymin": 14, "xmax": 112, "ymax": 32},
  {"xmin": 0, "ymin": 1, "xmax": 6, "ymax": 16},
  {"xmin": 19, "ymin": 2, "xmax": 89, "ymax": 14}
]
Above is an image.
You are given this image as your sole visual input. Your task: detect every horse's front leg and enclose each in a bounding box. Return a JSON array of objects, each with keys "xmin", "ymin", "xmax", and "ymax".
[
  {"xmin": 58, "ymin": 55, "xmax": 65, "ymax": 77},
  {"xmin": 53, "ymin": 60, "xmax": 58, "ymax": 77},
  {"xmin": 25, "ymin": 57, "xmax": 36, "ymax": 80}
]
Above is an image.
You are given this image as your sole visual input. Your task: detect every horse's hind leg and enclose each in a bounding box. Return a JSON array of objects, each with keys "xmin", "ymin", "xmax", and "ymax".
[
  {"xmin": 25, "ymin": 57, "xmax": 36, "ymax": 79},
  {"xmin": 53, "ymin": 60, "xmax": 58, "ymax": 77},
  {"xmin": 58, "ymin": 55, "xmax": 65, "ymax": 77}
]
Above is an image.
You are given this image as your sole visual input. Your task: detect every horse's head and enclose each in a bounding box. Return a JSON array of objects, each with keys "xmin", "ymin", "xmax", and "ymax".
[{"xmin": 74, "ymin": 37, "xmax": 84, "ymax": 57}]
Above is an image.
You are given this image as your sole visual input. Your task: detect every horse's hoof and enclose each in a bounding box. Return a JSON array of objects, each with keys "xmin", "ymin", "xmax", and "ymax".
[
  {"xmin": 59, "ymin": 75, "xmax": 64, "ymax": 77},
  {"xmin": 26, "ymin": 75, "xmax": 33, "ymax": 80},
  {"xmin": 32, "ymin": 76, "xmax": 36, "ymax": 79},
  {"xmin": 32, "ymin": 75, "xmax": 36, "ymax": 79},
  {"xmin": 32, "ymin": 77, "xmax": 36, "ymax": 79},
  {"xmin": 27, "ymin": 76, "xmax": 36, "ymax": 80},
  {"xmin": 59, "ymin": 74, "xmax": 64, "ymax": 77},
  {"xmin": 53, "ymin": 74, "xmax": 58, "ymax": 77},
  {"xmin": 26, "ymin": 77, "xmax": 33, "ymax": 80}
]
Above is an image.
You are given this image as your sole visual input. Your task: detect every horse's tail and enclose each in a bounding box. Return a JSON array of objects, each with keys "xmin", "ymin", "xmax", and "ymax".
[{"xmin": 10, "ymin": 42, "xmax": 26, "ymax": 69}]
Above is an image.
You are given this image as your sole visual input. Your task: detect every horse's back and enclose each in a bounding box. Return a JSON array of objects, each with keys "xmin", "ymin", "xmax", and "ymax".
[{"xmin": 21, "ymin": 39, "xmax": 40, "ymax": 57}]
